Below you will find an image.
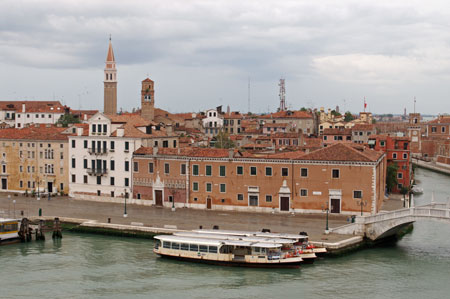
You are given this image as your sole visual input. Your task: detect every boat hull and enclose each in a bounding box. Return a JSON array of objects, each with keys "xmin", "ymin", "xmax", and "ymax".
[
  {"xmin": 156, "ymin": 253, "xmax": 301, "ymax": 269},
  {"xmin": 0, "ymin": 237, "xmax": 20, "ymax": 246}
]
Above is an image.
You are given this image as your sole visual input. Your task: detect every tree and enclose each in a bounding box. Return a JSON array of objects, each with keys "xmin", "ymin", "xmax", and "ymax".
[
  {"xmin": 344, "ymin": 111, "xmax": 355, "ymax": 122},
  {"xmin": 300, "ymin": 107, "xmax": 308, "ymax": 112},
  {"xmin": 331, "ymin": 110, "xmax": 341, "ymax": 117},
  {"xmin": 57, "ymin": 114, "xmax": 81, "ymax": 127},
  {"xmin": 386, "ymin": 163, "xmax": 399, "ymax": 192},
  {"xmin": 214, "ymin": 131, "xmax": 235, "ymax": 149}
]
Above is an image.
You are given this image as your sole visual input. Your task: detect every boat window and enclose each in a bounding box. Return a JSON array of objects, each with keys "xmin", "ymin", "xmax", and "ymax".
[
  {"xmin": 163, "ymin": 241, "xmax": 171, "ymax": 249},
  {"xmin": 189, "ymin": 244, "xmax": 198, "ymax": 252},
  {"xmin": 171, "ymin": 243, "xmax": 180, "ymax": 250},
  {"xmin": 180, "ymin": 243, "xmax": 189, "ymax": 251},
  {"xmin": 208, "ymin": 246, "xmax": 218, "ymax": 253},
  {"xmin": 199, "ymin": 245, "xmax": 208, "ymax": 253},
  {"xmin": 254, "ymin": 247, "xmax": 261, "ymax": 253}
]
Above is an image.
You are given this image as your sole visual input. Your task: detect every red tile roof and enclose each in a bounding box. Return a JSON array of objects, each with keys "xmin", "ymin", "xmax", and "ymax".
[
  {"xmin": 351, "ymin": 124, "xmax": 375, "ymax": 130},
  {"xmin": 0, "ymin": 125, "xmax": 69, "ymax": 141},
  {"xmin": 0, "ymin": 101, "xmax": 64, "ymax": 113},
  {"xmin": 297, "ymin": 143, "xmax": 383, "ymax": 162},
  {"xmin": 260, "ymin": 110, "xmax": 313, "ymax": 119}
]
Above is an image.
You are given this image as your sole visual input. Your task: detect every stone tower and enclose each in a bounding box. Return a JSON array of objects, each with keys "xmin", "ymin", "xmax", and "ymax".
[
  {"xmin": 104, "ymin": 37, "xmax": 117, "ymax": 115},
  {"xmin": 141, "ymin": 78, "xmax": 155, "ymax": 121}
]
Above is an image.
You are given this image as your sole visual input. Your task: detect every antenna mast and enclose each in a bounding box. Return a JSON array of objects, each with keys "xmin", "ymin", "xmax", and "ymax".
[
  {"xmin": 248, "ymin": 77, "xmax": 251, "ymax": 113},
  {"xmin": 279, "ymin": 78, "xmax": 286, "ymax": 111}
]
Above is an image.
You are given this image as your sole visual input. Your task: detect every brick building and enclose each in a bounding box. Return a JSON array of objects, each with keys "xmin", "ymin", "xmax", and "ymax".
[
  {"xmin": 368, "ymin": 135, "xmax": 411, "ymax": 193},
  {"xmin": 132, "ymin": 143, "xmax": 386, "ymax": 215},
  {"xmin": 322, "ymin": 128, "xmax": 352, "ymax": 146}
]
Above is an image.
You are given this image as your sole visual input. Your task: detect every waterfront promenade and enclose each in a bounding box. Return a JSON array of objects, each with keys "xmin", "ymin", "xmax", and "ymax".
[{"xmin": 0, "ymin": 194, "xmax": 352, "ymax": 243}]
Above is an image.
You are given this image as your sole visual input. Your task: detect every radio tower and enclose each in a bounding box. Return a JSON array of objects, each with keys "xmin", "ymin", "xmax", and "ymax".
[{"xmin": 279, "ymin": 78, "xmax": 286, "ymax": 111}]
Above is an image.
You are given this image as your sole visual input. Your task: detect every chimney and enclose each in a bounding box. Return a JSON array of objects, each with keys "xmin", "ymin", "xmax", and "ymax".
[
  {"xmin": 117, "ymin": 128, "xmax": 124, "ymax": 137},
  {"xmin": 84, "ymin": 114, "xmax": 87, "ymax": 121},
  {"xmin": 22, "ymin": 104, "xmax": 26, "ymax": 113},
  {"xmin": 77, "ymin": 127, "xmax": 84, "ymax": 136},
  {"xmin": 153, "ymin": 147, "xmax": 158, "ymax": 156}
]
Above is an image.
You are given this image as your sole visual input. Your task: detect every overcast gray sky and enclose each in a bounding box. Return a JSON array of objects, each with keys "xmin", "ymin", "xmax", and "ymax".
[{"xmin": 1, "ymin": 0, "xmax": 449, "ymax": 115}]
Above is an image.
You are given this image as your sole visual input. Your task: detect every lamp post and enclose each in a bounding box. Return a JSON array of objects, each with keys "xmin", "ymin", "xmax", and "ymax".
[
  {"xmin": 357, "ymin": 199, "xmax": 367, "ymax": 216},
  {"xmin": 13, "ymin": 199, "xmax": 16, "ymax": 218},
  {"xmin": 321, "ymin": 201, "xmax": 330, "ymax": 234},
  {"xmin": 8, "ymin": 194, "xmax": 11, "ymax": 217},
  {"xmin": 123, "ymin": 189, "xmax": 128, "ymax": 218}
]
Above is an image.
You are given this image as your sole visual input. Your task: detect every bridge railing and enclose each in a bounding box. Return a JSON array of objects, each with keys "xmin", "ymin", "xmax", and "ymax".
[
  {"xmin": 414, "ymin": 207, "xmax": 449, "ymax": 218},
  {"xmin": 356, "ymin": 208, "xmax": 412, "ymax": 224}
]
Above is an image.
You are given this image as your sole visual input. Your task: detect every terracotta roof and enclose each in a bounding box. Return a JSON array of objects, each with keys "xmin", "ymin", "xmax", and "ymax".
[
  {"xmin": 0, "ymin": 101, "xmax": 64, "ymax": 113},
  {"xmin": 0, "ymin": 125, "xmax": 69, "ymax": 141},
  {"xmin": 271, "ymin": 132, "xmax": 301, "ymax": 138},
  {"xmin": 142, "ymin": 78, "xmax": 153, "ymax": 83},
  {"xmin": 135, "ymin": 147, "xmax": 239, "ymax": 158},
  {"xmin": 323, "ymin": 128, "xmax": 352, "ymax": 135},
  {"xmin": 352, "ymin": 124, "xmax": 375, "ymax": 130},
  {"xmin": 105, "ymin": 113, "xmax": 173, "ymax": 138},
  {"xmin": 296, "ymin": 143, "xmax": 383, "ymax": 162},
  {"xmin": 301, "ymin": 137, "xmax": 323, "ymax": 148},
  {"xmin": 267, "ymin": 150, "xmax": 306, "ymax": 159},
  {"xmin": 428, "ymin": 116, "xmax": 450, "ymax": 124},
  {"xmin": 224, "ymin": 112, "xmax": 243, "ymax": 119},
  {"xmin": 260, "ymin": 110, "xmax": 313, "ymax": 119},
  {"xmin": 106, "ymin": 40, "xmax": 115, "ymax": 62}
]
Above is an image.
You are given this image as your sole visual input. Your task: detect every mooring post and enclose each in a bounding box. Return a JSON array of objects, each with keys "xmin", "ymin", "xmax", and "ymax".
[{"xmin": 52, "ymin": 217, "xmax": 62, "ymax": 239}]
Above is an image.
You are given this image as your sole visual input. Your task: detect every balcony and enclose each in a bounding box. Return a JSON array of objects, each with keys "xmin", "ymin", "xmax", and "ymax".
[
  {"xmin": 87, "ymin": 168, "xmax": 108, "ymax": 176},
  {"xmin": 88, "ymin": 148, "xmax": 108, "ymax": 155}
]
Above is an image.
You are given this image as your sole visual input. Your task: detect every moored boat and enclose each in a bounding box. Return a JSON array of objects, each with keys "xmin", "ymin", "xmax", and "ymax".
[
  {"xmin": 0, "ymin": 218, "xmax": 21, "ymax": 245},
  {"xmin": 153, "ymin": 235, "xmax": 303, "ymax": 268}
]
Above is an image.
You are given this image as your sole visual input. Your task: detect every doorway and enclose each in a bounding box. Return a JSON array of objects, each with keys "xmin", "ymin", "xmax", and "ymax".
[
  {"xmin": 48, "ymin": 182, "xmax": 53, "ymax": 193},
  {"xmin": 249, "ymin": 195, "xmax": 258, "ymax": 207},
  {"xmin": 1, "ymin": 178, "xmax": 6, "ymax": 190},
  {"xmin": 206, "ymin": 197, "xmax": 212, "ymax": 209},
  {"xmin": 330, "ymin": 198, "xmax": 341, "ymax": 213},
  {"xmin": 155, "ymin": 190, "xmax": 163, "ymax": 206},
  {"xmin": 280, "ymin": 196, "xmax": 289, "ymax": 211}
]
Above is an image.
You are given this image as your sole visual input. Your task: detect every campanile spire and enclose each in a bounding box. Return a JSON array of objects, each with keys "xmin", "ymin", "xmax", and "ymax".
[{"xmin": 104, "ymin": 37, "xmax": 117, "ymax": 115}]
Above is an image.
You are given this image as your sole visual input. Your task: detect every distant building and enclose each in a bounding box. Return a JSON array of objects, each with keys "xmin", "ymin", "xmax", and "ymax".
[
  {"xmin": 0, "ymin": 101, "xmax": 66, "ymax": 128},
  {"xmin": 351, "ymin": 124, "xmax": 376, "ymax": 144},
  {"xmin": 322, "ymin": 128, "xmax": 352, "ymax": 146},
  {"xmin": 202, "ymin": 108, "xmax": 224, "ymax": 137}
]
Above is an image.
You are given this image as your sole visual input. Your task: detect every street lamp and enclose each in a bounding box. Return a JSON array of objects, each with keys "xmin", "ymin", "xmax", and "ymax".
[
  {"xmin": 123, "ymin": 189, "xmax": 128, "ymax": 218},
  {"xmin": 356, "ymin": 199, "xmax": 367, "ymax": 216},
  {"xmin": 321, "ymin": 201, "xmax": 331, "ymax": 234},
  {"xmin": 13, "ymin": 199, "xmax": 16, "ymax": 218},
  {"xmin": 171, "ymin": 194, "xmax": 176, "ymax": 212}
]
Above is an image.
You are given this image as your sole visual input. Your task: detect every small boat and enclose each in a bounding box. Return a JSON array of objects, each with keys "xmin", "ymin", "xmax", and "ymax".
[
  {"xmin": 153, "ymin": 235, "xmax": 303, "ymax": 268},
  {"xmin": 411, "ymin": 186, "xmax": 423, "ymax": 194},
  {"xmin": 0, "ymin": 218, "xmax": 21, "ymax": 245}
]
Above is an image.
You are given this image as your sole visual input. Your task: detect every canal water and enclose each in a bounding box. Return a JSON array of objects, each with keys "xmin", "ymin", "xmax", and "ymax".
[{"xmin": 1, "ymin": 168, "xmax": 450, "ymax": 299}]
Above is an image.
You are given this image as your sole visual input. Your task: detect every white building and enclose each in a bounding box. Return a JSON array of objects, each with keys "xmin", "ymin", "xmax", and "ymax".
[
  {"xmin": 0, "ymin": 101, "xmax": 65, "ymax": 128},
  {"xmin": 202, "ymin": 108, "xmax": 224, "ymax": 137},
  {"xmin": 68, "ymin": 112, "xmax": 179, "ymax": 201}
]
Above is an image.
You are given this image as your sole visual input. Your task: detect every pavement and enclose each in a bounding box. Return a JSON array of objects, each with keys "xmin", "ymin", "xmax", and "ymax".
[{"xmin": 0, "ymin": 193, "xmax": 353, "ymax": 243}]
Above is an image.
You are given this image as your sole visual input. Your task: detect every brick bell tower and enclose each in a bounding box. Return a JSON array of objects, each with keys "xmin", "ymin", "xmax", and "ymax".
[
  {"xmin": 104, "ymin": 37, "xmax": 117, "ymax": 115},
  {"xmin": 141, "ymin": 78, "xmax": 155, "ymax": 121}
]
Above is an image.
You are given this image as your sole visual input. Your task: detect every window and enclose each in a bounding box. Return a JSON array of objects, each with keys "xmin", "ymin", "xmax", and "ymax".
[
  {"xmin": 189, "ymin": 244, "xmax": 198, "ymax": 251},
  {"xmin": 193, "ymin": 182, "xmax": 199, "ymax": 191},
  {"xmin": 103, "ymin": 124, "xmax": 107, "ymax": 133},
  {"xmin": 353, "ymin": 190, "xmax": 362, "ymax": 199},
  {"xmin": 209, "ymin": 246, "xmax": 218, "ymax": 253},
  {"xmin": 20, "ymin": 181, "xmax": 23, "ymax": 188},
  {"xmin": 205, "ymin": 165, "xmax": 212, "ymax": 176},
  {"xmin": 124, "ymin": 141, "xmax": 129, "ymax": 151},
  {"xmin": 71, "ymin": 174, "xmax": 76, "ymax": 183},
  {"xmin": 162, "ymin": 140, "xmax": 169, "ymax": 148},
  {"xmin": 60, "ymin": 183, "xmax": 64, "ymax": 192},
  {"xmin": 397, "ymin": 183, "xmax": 403, "ymax": 189},
  {"xmin": 332, "ymin": 169, "xmax": 340, "ymax": 178},
  {"xmin": 398, "ymin": 172, "xmax": 403, "ymax": 179},
  {"xmin": 110, "ymin": 160, "xmax": 115, "ymax": 171},
  {"xmin": 237, "ymin": 166, "xmax": 243, "ymax": 175},
  {"xmin": 110, "ymin": 141, "xmax": 115, "ymax": 150},
  {"xmin": 380, "ymin": 141, "xmax": 386, "ymax": 147},
  {"xmin": 199, "ymin": 245, "xmax": 208, "ymax": 253},
  {"xmin": 164, "ymin": 163, "xmax": 170, "ymax": 174},
  {"xmin": 124, "ymin": 161, "xmax": 129, "ymax": 171},
  {"xmin": 96, "ymin": 176, "xmax": 101, "ymax": 185},
  {"xmin": 301, "ymin": 168, "xmax": 308, "ymax": 177},
  {"xmin": 265, "ymin": 167, "xmax": 272, "ymax": 176},
  {"xmin": 220, "ymin": 183, "xmax": 226, "ymax": 193},
  {"xmin": 83, "ymin": 175, "xmax": 88, "ymax": 183},
  {"xmin": 110, "ymin": 177, "xmax": 115, "ymax": 186},
  {"xmin": 148, "ymin": 162, "xmax": 154, "ymax": 173},
  {"xmin": 71, "ymin": 140, "xmax": 75, "ymax": 148},
  {"xmin": 181, "ymin": 164, "xmax": 186, "ymax": 175},
  {"xmin": 180, "ymin": 243, "xmax": 189, "ymax": 251},
  {"xmin": 168, "ymin": 195, "xmax": 173, "ymax": 203},
  {"xmin": 403, "ymin": 153, "xmax": 408, "ymax": 159},
  {"xmin": 393, "ymin": 153, "xmax": 397, "ymax": 159},
  {"xmin": 83, "ymin": 159, "xmax": 88, "ymax": 169},
  {"xmin": 219, "ymin": 165, "xmax": 226, "ymax": 177},
  {"xmin": 125, "ymin": 178, "xmax": 129, "ymax": 187},
  {"xmin": 237, "ymin": 194, "xmax": 244, "ymax": 201},
  {"xmin": 71, "ymin": 158, "xmax": 76, "ymax": 168},
  {"xmin": 431, "ymin": 126, "xmax": 436, "ymax": 133},
  {"xmin": 442, "ymin": 126, "xmax": 446, "ymax": 133},
  {"xmin": 193, "ymin": 164, "xmax": 199, "ymax": 176},
  {"xmin": 300, "ymin": 189, "xmax": 308, "ymax": 197},
  {"xmin": 250, "ymin": 166, "xmax": 257, "ymax": 176},
  {"xmin": 134, "ymin": 161, "xmax": 139, "ymax": 172},
  {"xmin": 206, "ymin": 183, "xmax": 212, "ymax": 192},
  {"xmin": 265, "ymin": 195, "xmax": 272, "ymax": 202},
  {"xmin": 282, "ymin": 167, "xmax": 288, "ymax": 177}
]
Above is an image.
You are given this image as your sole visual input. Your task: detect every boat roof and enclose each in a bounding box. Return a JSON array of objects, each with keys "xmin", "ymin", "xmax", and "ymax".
[
  {"xmin": 154, "ymin": 235, "xmax": 282, "ymax": 248},
  {"xmin": 0, "ymin": 218, "xmax": 20, "ymax": 223},
  {"xmin": 192, "ymin": 229, "xmax": 308, "ymax": 240},
  {"xmin": 175, "ymin": 232, "xmax": 297, "ymax": 244}
]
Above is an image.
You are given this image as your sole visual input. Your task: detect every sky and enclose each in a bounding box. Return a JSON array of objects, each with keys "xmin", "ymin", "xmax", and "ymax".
[{"xmin": 1, "ymin": 0, "xmax": 450, "ymax": 115}]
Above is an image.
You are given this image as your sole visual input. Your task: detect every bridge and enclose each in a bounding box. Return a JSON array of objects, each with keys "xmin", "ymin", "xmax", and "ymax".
[{"xmin": 330, "ymin": 197, "xmax": 450, "ymax": 241}]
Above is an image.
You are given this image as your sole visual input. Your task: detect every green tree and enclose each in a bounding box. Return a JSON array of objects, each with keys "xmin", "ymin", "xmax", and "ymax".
[
  {"xmin": 57, "ymin": 114, "xmax": 81, "ymax": 127},
  {"xmin": 386, "ymin": 163, "xmax": 399, "ymax": 192},
  {"xmin": 300, "ymin": 107, "xmax": 307, "ymax": 112},
  {"xmin": 344, "ymin": 111, "xmax": 355, "ymax": 122},
  {"xmin": 214, "ymin": 131, "xmax": 235, "ymax": 149},
  {"xmin": 331, "ymin": 110, "xmax": 341, "ymax": 117}
]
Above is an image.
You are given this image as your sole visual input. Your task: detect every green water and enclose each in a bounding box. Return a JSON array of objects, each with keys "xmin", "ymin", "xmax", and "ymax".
[{"xmin": 1, "ymin": 168, "xmax": 450, "ymax": 299}]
